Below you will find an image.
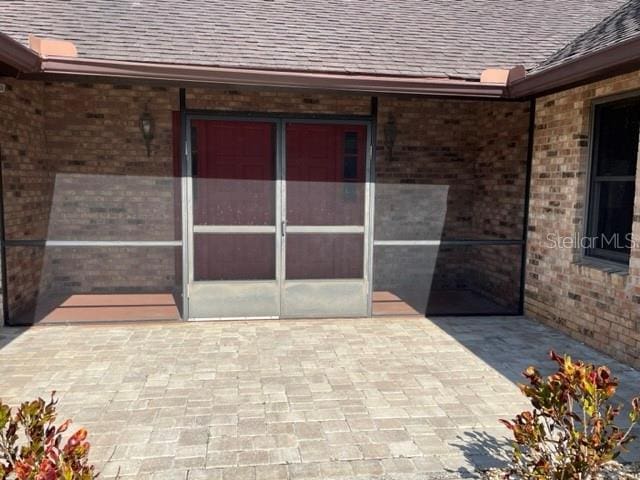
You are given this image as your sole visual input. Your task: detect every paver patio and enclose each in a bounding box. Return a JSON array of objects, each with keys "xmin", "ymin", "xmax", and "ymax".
[{"xmin": 1, "ymin": 316, "xmax": 639, "ymax": 479}]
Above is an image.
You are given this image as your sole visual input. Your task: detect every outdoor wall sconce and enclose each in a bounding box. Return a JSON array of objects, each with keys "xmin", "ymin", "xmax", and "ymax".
[
  {"xmin": 384, "ymin": 114, "xmax": 397, "ymax": 162},
  {"xmin": 139, "ymin": 105, "xmax": 154, "ymax": 157}
]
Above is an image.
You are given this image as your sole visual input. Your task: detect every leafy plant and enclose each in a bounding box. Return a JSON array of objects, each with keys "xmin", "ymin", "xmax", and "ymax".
[
  {"xmin": 500, "ymin": 351, "xmax": 640, "ymax": 479},
  {"xmin": 0, "ymin": 392, "xmax": 96, "ymax": 480}
]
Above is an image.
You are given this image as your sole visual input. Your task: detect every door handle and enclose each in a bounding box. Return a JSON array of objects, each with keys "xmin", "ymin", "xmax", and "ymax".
[{"xmin": 281, "ymin": 220, "xmax": 286, "ymax": 237}]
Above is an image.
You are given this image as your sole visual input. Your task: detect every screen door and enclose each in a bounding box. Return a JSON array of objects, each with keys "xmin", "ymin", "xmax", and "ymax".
[
  {"xmin": 281, "ymin": 122, "xmax": 369, "ymax": 317},
  {"xmin": 186, "ymin": 118, "xmax": 370, "ymax": 319},
  {"xmin": 187, "ymin": 119, "xmax": 280, "ymax": 319}
]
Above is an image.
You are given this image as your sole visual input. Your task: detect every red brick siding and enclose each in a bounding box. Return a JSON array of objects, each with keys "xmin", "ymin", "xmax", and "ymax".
[
  {"xmin": 469, "ymin": 101, "xmax": 530, "ymax": 308},
  {"xmin": 186, "ymin": 88, "xmax": 371, "ymax": 115},
  {"xmin": 375, "ymin": 96, "xmax": 529, "ymax": 308},
  {"xmin": 44, "ymin": 82, "xmax": 178, "ymax": 240},
  {"xmin": 526, "ymin": 69, "xmax": 640, "ymax": 367},
  {"xmin": 40, "ymin": 83, "xmax": 180, "ymax": 302},
  {"xmin": 0, "ymin": 79, "xmax": 50, "ymax": 321}
]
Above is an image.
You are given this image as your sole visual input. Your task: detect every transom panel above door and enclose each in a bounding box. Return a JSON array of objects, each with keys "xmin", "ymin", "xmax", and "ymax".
[{"xmin": 185, "ymin": 117, "xmax": 371, "ymax": 320}]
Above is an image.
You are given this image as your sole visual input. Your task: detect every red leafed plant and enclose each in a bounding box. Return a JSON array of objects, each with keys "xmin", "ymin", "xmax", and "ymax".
[
  {"xmin": 500, "ymin": 351, "xmax": 640, "ymax": 479},
  {"xmin": 0, "ymin": 392, "xmax": 96, "ymax": 480}
]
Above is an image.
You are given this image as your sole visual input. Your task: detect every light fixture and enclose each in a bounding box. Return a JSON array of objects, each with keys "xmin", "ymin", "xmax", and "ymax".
[
  {"xmin": 384, "ymin": 113, "xmax": 397, "ymax": 162},
  {"xmin": 139, "ymin": 104, "xmax": 154, "ymax": 157}
]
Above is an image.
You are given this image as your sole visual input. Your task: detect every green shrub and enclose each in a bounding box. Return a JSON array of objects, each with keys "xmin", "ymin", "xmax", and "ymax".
[
  {"xmin": 0, "ymin": 392, "xmax": 96, "ymax": 480},
  {"xmin": 501, "ymin": 351, "xmax": 640, "ymax": 479}
]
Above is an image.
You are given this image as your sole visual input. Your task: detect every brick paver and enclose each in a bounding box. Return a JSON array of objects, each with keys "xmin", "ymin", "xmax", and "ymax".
[{"xmin": 1, "ymin": 316, "xmax": 639, "ymax": 479}]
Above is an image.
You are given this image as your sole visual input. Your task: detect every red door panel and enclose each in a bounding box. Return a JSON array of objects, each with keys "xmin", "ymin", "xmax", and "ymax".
[
  {"xmin": 186, "ymin": 120, "xmax": 367, "ymax": 282},
  {"xmin": 286, "ymin": 234, "xmax": 364, "ymax": 280},
  {"xmin": 286, "ymin": 123, "xmax": 366, "ymax": 226},
  {"xmin": 285, "ymin": 123, "xmax": 367, "ymax": 279},
  {"xmin": 193, "ymin": 120, "xmax": 276, "ymax": 226},
  {"xmin": 194, "ymin": 233, "xmax": 275, "ymax": 281},
  {"xmin": 192, "ymin": 120, "xmax": 276, "ymax": 281}
]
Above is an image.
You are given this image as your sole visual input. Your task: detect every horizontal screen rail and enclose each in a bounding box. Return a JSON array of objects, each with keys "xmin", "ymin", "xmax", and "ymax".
[
  {"xmin": 5, "ymin": 240, "xmax": 182, "ymax": 247},
  {"xmin": 373, "ymin": 239, "xmax": 524, "ymax": 246},
  {"xmin": 193, "ymin": 225, "xmax": 366, "ymax": 234},
  {"xmin": 286, "ymin": 226, "xmax": 365, "ymax": 234},
  {"xmin": 193, "ymin": 225, "xmax": 276, "ymax": 234}
]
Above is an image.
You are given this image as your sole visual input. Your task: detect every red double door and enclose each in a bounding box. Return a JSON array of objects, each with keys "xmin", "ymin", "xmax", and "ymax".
[{"xmin": 190, "ymin": 119, "xmax": 367, "ymax": 284}]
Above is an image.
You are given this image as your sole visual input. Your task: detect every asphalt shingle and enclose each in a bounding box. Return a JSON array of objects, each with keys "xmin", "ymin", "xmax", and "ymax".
[
  {"xmin": 0, "ymin": 0, "xmax": 631, "ymax": 80},
  {"xmin": 533, "ymin": 0, "xmax": 640, "ymax": 73}
]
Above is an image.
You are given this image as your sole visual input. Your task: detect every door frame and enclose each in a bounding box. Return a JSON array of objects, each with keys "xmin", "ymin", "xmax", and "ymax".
[{"xmin": 181, "ymin": 112, "xmax": 375, "ymax": 321}]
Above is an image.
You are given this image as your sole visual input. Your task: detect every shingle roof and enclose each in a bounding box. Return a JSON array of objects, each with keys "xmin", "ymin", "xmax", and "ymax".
[
  {"xmin": 533, "ymin": 0, "xmax": 640, "ymax": 73},
  {"xmin": 0, "ymin": 0, "xmax": 630, "ymax": 80}
]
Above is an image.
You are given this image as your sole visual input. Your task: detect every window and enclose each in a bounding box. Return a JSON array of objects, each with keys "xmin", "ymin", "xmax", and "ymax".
[
  {"xmin": 586, "ymin": 96, "xmax": 640, "ymax": 263},
  {"xmin": 343, "ymin": 131, "xmax": 358, "ymax": 180},
  {"xmin": 343, "ymin": 131, "xmax": 359, "ymax": 200}
]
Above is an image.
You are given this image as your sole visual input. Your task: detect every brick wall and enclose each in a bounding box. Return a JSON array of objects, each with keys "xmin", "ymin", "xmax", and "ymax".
[
  {"xmin": 468, "ymin": 101, "xmax": 530, "ymax": 308},
  {"xmin": 376, "ymin": 97, "xmax": 479, "ymax": 240},
  {"xmin": 526, "ymin": 69, "xmax": 640, "ymax": 367},
  {"xmin": 0, "ymin": 79, "xmax": 49, "ymax": 322},
  {"xmin": 39, "ymin": 82, "xmax": 181, "ymax": 304},
  {"xmin": 44, "ymin": 83, "xmax": 179, "ymax": 242},
  {"xmin": 0, "ymin": 78, "xmax": 529, "ymax": 322},
  {"xmin": 186, "ymin": 88, "xmax": 371, "ymax": 114},
  {"xmin": 0, "ymin": 81, "xmax": 183, "ymax": 320},
  {"xmin": 374, "ymin": 96, "xmax": 529, "ymax": 312}
]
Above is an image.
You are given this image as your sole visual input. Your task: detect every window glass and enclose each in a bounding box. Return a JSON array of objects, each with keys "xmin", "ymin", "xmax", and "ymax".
[
  {"xmin": 587, "ymin": 96, "xmax": 640, "ymax": 263},
  {"xmin": 595, "ymin": 100, "xmax": 640, "ymax": 177},
  {"xmin": 593, "ymin": 181, "xmax": 634, "ymax": 256}
]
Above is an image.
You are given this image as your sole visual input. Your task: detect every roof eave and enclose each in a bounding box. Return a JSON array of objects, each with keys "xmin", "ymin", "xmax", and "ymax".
[
  {"xmin": 508, "ymin": 35, "xmax": 640, "ymax": 98},
  {"xmin": 0, "ymin": 32, "xmax": 41, "ymax": 73},
  {"xmin": 35, "ymin": 56, "xmax": 507, "ymax": 97}
]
